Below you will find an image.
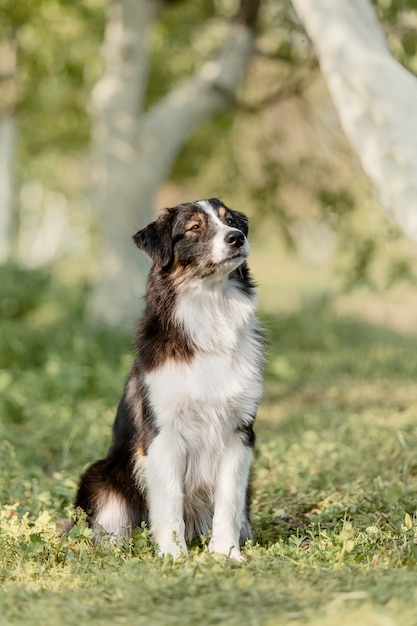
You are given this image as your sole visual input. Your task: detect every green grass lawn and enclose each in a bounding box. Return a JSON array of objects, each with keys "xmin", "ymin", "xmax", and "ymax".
[{"xmin": 2, "ymin": 263, "xmax": 417, "ymax": 625}]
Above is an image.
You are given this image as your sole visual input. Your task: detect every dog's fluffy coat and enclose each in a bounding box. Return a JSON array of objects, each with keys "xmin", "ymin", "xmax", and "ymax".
[{"xmin": 75, "ymin": 198, "xmax": 264, "ymax": 559}]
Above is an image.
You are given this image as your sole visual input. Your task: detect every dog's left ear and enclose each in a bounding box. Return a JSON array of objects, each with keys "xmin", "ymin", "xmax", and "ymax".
[
  {"xmin": 133, "ymin": 211, "xmax": 174, "ymax": 268},
  {"xmin": 232, "ymin": 210, "xmax": 249, "ymax": 237}
]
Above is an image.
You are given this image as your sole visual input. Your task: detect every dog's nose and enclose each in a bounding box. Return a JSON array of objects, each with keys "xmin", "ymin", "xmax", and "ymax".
[{"xmin": 225, "ymin": 230, "xmax": 245, "ymax": 248}]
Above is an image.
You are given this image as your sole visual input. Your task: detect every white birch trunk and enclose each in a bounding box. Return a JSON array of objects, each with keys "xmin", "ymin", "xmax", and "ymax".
[
  {"xmin": 88, "ymin": 0, "xmax": 159, "ymax": 327},
  {"xmin": 0, "ymin": 35, "xmax": 17, "ymax": 264},
  {"xmin": 0, "ymin": 114, "xmax": 15, "ymax": 263},
  {"xmin": 89, "ymin": 0, "xmax": 255, "ymax": 328},
  {"xmin": 292, "ymin": 0, "xmax": 417, "ymax": 242}
]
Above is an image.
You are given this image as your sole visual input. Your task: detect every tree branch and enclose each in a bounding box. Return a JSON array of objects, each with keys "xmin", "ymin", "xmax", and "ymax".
[
  {"xmin": 211, "ymin": 71, "xmax": 316, "ymax": 113},
  {"xmin": 292, "ymin": 0, "xmax": 417, "ymax": 243},
  {"xmin": 254, "ymin": 47, "xmax": 317, "ymax": 67},
  {"xmin": 141, "ymin": 19, "xmax": 256, "ymax": 178},
  {"xmin": 233, "ymin": 0, "xmax": 260, "ymax": 28}
]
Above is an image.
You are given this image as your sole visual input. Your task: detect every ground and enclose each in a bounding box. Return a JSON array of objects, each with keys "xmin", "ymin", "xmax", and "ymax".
[{"xmin": 1, "ymin": 242, "xmax": 417, "ymax": 626}]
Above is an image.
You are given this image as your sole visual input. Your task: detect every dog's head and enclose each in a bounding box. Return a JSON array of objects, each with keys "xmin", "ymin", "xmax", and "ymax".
[{"xmin": 133, "ymin": 198, "xmax": 250, "ymax": 278}]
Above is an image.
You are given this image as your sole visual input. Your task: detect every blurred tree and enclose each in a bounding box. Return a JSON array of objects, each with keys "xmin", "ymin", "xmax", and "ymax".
[
  {"xmin": 88, "ymin": 0, "xmax": 262, "ymax": 327},
  {"xmin": 0, "ymin": 30, "xmax": 16, "ymax": 262},
  {"xmin": 90, "ymin": 0, "xmax": 417, "ymax": 326},
  {"xmin": 1, "ymin": 0, "xmax": 416, "ymax": 323},
  {"xmin": 0, "ymin": 0, "xmax": 105, "ymax": 266},
  {"xmin": 292, "ymin": 0, "xmax": 417, "ymax": 242}
]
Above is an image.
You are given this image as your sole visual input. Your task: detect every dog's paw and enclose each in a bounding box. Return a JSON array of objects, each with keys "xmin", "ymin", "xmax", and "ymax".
[
  {"xmin": 208, "ymin": 540, "xmax": 243, "ymax": 561},
  {"xmin": 157, "ymin": 537, "xmax": 188, "ymax": 560},
  {"xmin": 227, "ymin": 547, "xmax": 244, "ymax": 562},
  {"xmin": 158, "ymin": 547, "xmax": 189, "ymax": 560}
]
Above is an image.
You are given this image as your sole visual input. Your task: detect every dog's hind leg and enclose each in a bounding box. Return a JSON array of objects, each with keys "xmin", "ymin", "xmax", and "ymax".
[
  {"xmin": 240, "ymin": 477, "xmax": 254, "ymax": 544},
  {"xmin": 75, "ymin": 459, "xmax": 147, "ymax": 538}
]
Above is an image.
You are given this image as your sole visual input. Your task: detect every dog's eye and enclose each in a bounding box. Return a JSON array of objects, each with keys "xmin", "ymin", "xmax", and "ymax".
[
  {"xmin": 188, "ymin": 224, "xmax": 200, "ymax": 231},
  {"xmin": 225, "ymin": 218, "xmax": 235, "ymax": 227}
]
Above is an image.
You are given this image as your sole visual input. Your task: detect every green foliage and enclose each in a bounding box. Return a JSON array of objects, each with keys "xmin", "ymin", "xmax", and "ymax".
[
  {"xmin": 0, "ymin": 263, "xmax": 51, "ymax": 319},
  {"xmin": 146, "ymin": 0, "xmax": 217, "ymax": 108},
  {"xmin": 0, "ymin": 264, "xmax": 129, "ymax": 475},
  {"xmin": 374, "ymin": 0, "xmax": 417, "ymax": 72},
  {"xmin": 2, "ymin": 266, "xmax": 417, "ymax": 623},
  {"xmin": 1, "ymin": 0, "xmax": 105, "ymax": 156}
]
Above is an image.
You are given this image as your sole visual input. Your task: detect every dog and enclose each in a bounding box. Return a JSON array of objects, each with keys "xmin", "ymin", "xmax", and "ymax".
[{"xmin": 75, "ymin": 198, "xmax": 264, "ymax": 560}]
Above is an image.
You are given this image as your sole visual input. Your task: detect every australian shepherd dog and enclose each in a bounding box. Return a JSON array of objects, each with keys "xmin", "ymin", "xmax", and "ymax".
[{"xmin": 75, "ymin": 198, "xmax": 264, "ymax": 560}]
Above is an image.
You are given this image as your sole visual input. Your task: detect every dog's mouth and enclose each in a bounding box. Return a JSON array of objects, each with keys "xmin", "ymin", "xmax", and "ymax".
[
  {"xmin": 212, "ymin": 253, "xmax": 247, "ymax": 274},
  {"xmin": 220, "ymin": 251, "xmax": 247, "ymax": 265}
]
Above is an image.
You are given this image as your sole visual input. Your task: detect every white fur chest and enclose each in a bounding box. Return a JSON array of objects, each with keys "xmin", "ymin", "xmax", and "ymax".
[
  {"xmin": 144, "ymin": 278, "xmax": 263, "ymax": 434},
  {"xmin": 145, "ymin": 345, "xmax": 260, "ymax": 428}
]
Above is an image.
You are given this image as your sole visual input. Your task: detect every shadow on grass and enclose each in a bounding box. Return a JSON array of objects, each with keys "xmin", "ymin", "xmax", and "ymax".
[{"xmin": 261, "ymin": 295, "xmax": 417, "ymax": 399}]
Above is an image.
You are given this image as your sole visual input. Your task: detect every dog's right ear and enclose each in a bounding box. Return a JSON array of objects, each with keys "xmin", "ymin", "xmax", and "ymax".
[{"xmin": 133, "ymin": 211, "xmax": 173, "ymax": 268}]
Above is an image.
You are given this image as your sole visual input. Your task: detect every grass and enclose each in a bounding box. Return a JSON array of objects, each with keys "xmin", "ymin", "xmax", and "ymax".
[{"xmin": 2, "ymin": 263, "xmax": 417, "ymax": 625}]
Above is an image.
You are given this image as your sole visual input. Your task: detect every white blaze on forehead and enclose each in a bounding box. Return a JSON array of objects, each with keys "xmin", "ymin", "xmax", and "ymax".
[
  {"xmin": 196, "ymin": 199, "xmax": 249, "ymax": 266},
  {"xmin": 197, "ymin": 200, "xmax": 231, "ymax": 264},
  {"xmin": 196, "ymin": 200, "xmax": 224, "ymax": 226}
]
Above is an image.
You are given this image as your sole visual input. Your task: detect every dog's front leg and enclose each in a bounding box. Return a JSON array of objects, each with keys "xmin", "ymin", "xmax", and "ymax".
[
  {"xmin": 209, "ymin": 437, "xmax": 253, "ymax": 561},
  {"xmin": 145, "ymin": 430, "xmax": 187, "ymax": 558}
]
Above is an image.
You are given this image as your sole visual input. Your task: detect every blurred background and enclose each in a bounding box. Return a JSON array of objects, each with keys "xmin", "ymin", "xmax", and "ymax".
[
  {"xmin": 3, "ymin": 3, "xmax": 417, "ymax": 611},
  {"xmin": 1, "ymin": 0, "xmax": 417, "ymax": 332}
]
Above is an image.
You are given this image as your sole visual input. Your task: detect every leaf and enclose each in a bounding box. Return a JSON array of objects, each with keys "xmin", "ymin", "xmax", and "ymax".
[{"xmin": 404, "ymin": 513, "xmax": 413, "ymax": 530}]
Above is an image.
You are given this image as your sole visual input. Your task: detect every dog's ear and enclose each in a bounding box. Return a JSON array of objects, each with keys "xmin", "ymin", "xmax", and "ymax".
[
  {"xmin": 232, "ymin": 210, "xmax": 249, "ymax": 237},
  {"xmin": 133, "ymin": 211, "xmax": 174, "ymax": 268}
]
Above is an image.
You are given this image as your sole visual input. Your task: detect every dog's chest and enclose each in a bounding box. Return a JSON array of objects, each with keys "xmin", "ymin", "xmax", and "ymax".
[
  {"xmin": 144, "ymin": 283, "xmax": 263, "ymax": 434},
  {"xmin": 145, "ymin": 340, "xmax": 259, "ymax": 431}
]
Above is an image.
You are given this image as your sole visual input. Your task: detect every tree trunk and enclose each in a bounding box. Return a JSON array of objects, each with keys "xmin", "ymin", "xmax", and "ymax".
[
  {"xmin": 87, "ymin": 0, "xmax": 159, "ymax": 327},
  {"xmin": 89, "ymin": 0, "xmax": 258, "ymax": 328},
  {"xmin": 292, "ymin": 0, "xmax": 417, "ymax": 242},
  {"xmin": 0, "ymin": 35, "xmax": 17, "ymax": 264},
  {"xmin": 0, "ymin": 113, "xmax": 15, "ymax": 263}
]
